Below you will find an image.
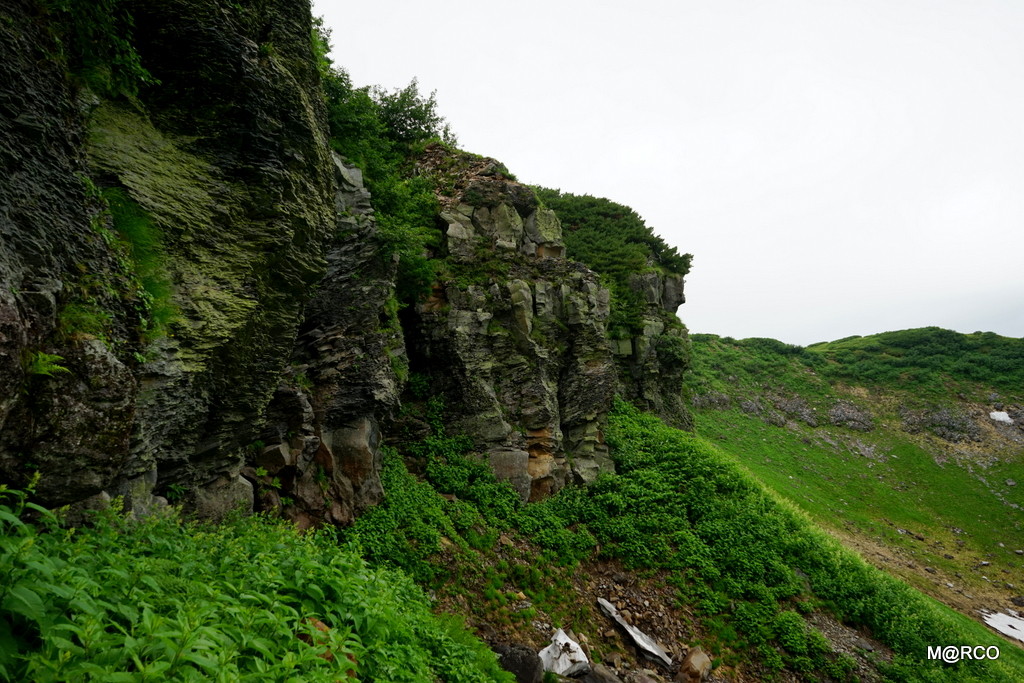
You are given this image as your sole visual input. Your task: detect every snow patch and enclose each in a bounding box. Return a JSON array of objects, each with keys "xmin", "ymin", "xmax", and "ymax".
[
  {"xmin": 980, "ymin": 610, "xmax": 1024, "ymax": 643},
  {"xmin": 989, "ymin": 411, "xmax": 1013, "ymax": 424}
]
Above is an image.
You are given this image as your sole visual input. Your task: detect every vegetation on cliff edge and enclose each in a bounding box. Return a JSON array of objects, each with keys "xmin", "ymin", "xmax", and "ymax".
[
  {"xmin": 314, "ymin": 18, "xmax": 452, "ymax": 303},
  {"xmin": 533, "ymin": 188, "xmax": 692, "ymax": 335}
]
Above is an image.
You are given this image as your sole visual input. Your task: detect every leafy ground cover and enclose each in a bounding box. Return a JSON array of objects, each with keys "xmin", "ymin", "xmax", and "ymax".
[
  {"xmin": 5, "ymin": 394, "xmax": 1022, "ymax": 680},
  {"xmin": 0, "ymin": 483, "xmax": 512, "ymax": 682}
]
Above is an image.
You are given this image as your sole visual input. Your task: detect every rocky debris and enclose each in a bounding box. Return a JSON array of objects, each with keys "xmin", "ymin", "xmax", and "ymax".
[
  {"xmin": 494, "ymin": 642, "xmax": 544, "ymax": 683},
  {"xmin": 772, "ymin": 395, "xmax": 818, "ymax": 427},
  {"xmin": 597, "ymin": 598, "xmax": 673, "ymax": 669},
  {"xmin": 674, "ymin": 647, "xmax": 711, "ymax": 682},
  {"xmin": 734, "ymin": 396, "xmax": 794, "ymax": 428},
  {"xmin": 900, "ymin": 405, "xmax": 981, "ymax": 443},
  {"xmin": 828, "ymin": 400, "xmax": 874, "ymax": 431},
  {"xmin": 690, "ymin": 392, "xmax": 730, "ymax": 410},
  {"xmin": 539, "ymin": 629, "xmax": 591, "ymax": 677},
  {"xmin": 806, "ymin": 612, "xmax": 890, "ymax": 682}
]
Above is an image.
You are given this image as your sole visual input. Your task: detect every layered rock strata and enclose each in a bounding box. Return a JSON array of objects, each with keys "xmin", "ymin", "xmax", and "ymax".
[{"xmin": 0, "ymin": 0, "xmax": 335, "ymax": 517}]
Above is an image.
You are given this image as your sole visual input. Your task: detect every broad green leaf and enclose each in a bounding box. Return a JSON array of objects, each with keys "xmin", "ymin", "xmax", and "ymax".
[{"xmin": 3, "ymin": 583, "xmax": 46, "ymax": 624}]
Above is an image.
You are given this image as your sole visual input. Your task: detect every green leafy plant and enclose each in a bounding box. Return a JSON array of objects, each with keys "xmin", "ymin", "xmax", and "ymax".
[
  {"xmin": 165, "ymin": 482, "xmax": 186, "ymax": 502},
  {"xmin": 23, "ymin": 351, "xmax": 70, "ymax": 378},
  {"xmin": 0, "ymin": 484, "xmax": 513, "ymax": 682},
  {"xmin": 317, "ymin": 32, "xmax": 452, "ymax": 305}
]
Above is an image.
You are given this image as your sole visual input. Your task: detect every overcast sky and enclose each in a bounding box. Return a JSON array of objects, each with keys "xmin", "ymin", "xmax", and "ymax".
[{"xmin": 313, "ymin": 0, "xmax": 1024, "ymax": 346}]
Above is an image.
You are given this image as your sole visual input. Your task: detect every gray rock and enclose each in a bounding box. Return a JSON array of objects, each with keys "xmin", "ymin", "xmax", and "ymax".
[
  {"xmin": 900, "ymin": 405, "xmax": 981, "ymax": 442},
  {"xmin": 494, "ymin": 642, "xmax": 544, "ymax": 683},
  {"xmin": 829, "ymin": 400, "xmax": 875, "ymax": 431},
  {"xmin": 193, "ymin": 471, "xmax": 253, "ymax": 522},
  {"xmin": 582, "ymin": 663, "xmax": 624, "ymax": 682},
  {"xmin": 404, "ymin": 166, "xmax": 619, "ymax": 500},
  {"xmin": 489, "ymin": 448, "xmax": 533, "ymax": 502},
  {"xmin": 675, "ymin": 647, "xmax": 711, "ymax": 682}
]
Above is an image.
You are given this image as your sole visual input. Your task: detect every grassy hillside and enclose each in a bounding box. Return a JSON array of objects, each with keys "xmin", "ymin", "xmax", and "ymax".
[
  {"xmin": 685, "ymin": 330, "xmax": 1024, "ymax": 642},
  {"xmin": 807, "ymin": 328, "xmax": 1024, "ymax": 399},
  {"xmin": 6, "ymin": 393, "xmax": 1022, "ymax": 680},
  {"xmin": 345, "ymin": 396, "xmax": 1024, "ymax": 680}
]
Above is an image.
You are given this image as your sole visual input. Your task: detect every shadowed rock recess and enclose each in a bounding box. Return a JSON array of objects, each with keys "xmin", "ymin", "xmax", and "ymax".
[{"xmin": 0, "ymin": 0, "xmax": 689, "ymax": 520}]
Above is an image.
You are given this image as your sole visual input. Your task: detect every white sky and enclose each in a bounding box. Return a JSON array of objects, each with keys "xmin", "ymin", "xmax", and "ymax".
[{"xmin": 313, "ymin": 0, "xmax": 1024, "ymax": 346}]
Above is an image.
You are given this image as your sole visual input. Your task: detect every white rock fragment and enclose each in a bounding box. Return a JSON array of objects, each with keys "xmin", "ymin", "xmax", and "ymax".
[
  {"xmin": 990, "ymin": 411, "xmax": 1014, "ymax": 424},
  {"xmin": 538, "ymin": 628, "xmax": 591, "ymax": 677}
]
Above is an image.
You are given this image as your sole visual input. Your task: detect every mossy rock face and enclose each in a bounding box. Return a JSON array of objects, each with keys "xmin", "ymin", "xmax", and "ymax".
[
  {"xmin": 407, "ymin": 164, "xmax": 619, "ymax": 500},
  {"xmin": 0, "ymin": 0, "xmax": 335, "ymax": 507},
  {"xmin": 89, "ymin": 0, "xmax": 336, "ymax": 493},
  {"xmin": 0, "ymin": 1, "xmax": 141, "ymax": 499}
]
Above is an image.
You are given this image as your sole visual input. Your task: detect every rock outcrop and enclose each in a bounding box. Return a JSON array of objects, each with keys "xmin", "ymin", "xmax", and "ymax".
[
  {"xmin": 613, "ymin": 271, "xmax": 692, "ymax": 430},
  {"xmin": 255, "ymin": 155, "xmax": 403, "ymax": 527},
  {"xmin": 408, "ymin": 148, "xmax": 618, "ymax": 500}
]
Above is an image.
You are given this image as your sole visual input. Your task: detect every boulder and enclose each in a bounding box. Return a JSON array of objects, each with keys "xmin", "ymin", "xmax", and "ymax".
[
  {"xmin": 675, "ymin": 647, "xmax": 711, "ymax": 683},
  {"xmin": 494, "ymin": 643, "xmax": 544, "ymax": 683},
  {"xmin": 581, "ymin": 663, "xmax": 623, "ymax": 682}
]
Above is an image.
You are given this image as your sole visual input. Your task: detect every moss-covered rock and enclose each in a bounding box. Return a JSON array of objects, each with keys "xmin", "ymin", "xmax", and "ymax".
[
  {"xmin": 0, "ymin": 0, "xmax": 335, "ymax": 511},
  {"xmin": 410, "ymin": 148, "xmax": 618, "ymax": 500}
]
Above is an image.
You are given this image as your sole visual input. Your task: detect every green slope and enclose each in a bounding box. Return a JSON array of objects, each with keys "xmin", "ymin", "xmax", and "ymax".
[
  {"xmin": 346, "ymin": 394, "xmax": 1024, "ymax": 680},
  {"xmin": 686, "ymin": 330, "xmax": 1024, "ymax": 647}
]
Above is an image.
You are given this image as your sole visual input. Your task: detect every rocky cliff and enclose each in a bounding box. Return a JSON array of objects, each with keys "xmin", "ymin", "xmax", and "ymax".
[
  {"xmin": 1, "ymin": 0, "xmax": 335, "ymax": 517},
  {"xmin": 0, "ymin": 0, "xmax": 689, "ymax": 521},
  {"xmin": 613, "ymin": 270, "xmax": 691, "ymax": 430}
]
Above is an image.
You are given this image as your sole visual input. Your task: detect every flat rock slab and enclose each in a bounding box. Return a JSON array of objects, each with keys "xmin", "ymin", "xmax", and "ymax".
[{"xmin": 597, "ymin": 597, "xmax": 673, "ymax": 668}]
